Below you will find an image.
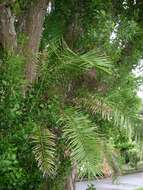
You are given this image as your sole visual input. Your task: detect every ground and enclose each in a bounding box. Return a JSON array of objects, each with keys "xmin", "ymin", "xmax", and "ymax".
[{"xmin": 76, "ymin": 172, "xmax": 143, "ymax": 190}]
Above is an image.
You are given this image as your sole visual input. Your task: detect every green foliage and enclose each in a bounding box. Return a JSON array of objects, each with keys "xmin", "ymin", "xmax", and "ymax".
[
  {"xmin": 0, "ymin": 40, "xmax": 142, "ymax": 189},
  {"xmin": 0, "ymin": 145, "xmax": 26, "ymax": 189},
  {"xmin": 0, "ymin": 132, "xmax": 42, "ymax": 190},
  {"xmin": 1, "ymin": 0, "xmax": 143, "ymax": 189},
  {"xmin": 40, "ymin": 40, "xmax": 113, "ymax": 82},
  {"xmin": 0, "ymin": 55, "xmax": 43, "ymax": 189},
  {"xmin": 59, "ymin": 108, "xmax": 103, "ymax": 177},
  {"xmin": 31, "ymin": 122, "xmax": 56, "ymax": 175}
]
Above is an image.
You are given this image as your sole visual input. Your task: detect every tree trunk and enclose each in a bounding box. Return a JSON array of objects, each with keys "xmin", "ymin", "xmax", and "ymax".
[
  {"xmin": 64, "ymin": 162, "xmax": 77, "ymax": 190},
  {"xmin": 64, "ymin": 0, "xmax": 86, "ymax": 50},
  {"xmin": 0, "ymin": 5, "xmax": 17, "ymax": 52},
  {"xmin": 0, "ymin": 0, "xmax": 49, "ymax": 85},
  {"xmin": 22, "ymin": 0, "xmax": 49, "ymax": 84}
]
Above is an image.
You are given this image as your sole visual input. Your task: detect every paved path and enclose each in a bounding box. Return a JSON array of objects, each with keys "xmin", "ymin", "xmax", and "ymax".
[{"xmin": 76, "ymin": 172, "xmax": 143, "ymax": 190}]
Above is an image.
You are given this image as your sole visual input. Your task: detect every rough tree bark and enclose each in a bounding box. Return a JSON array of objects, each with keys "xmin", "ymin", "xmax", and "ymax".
[
  {"xmin": 0, "ymin": 4, "xmax": 17, "ymax": 52},
  {"xmin": 22, "ymin": 0, "xmax": 49, "ymax": 83},
  {"xmin": 0, "ymin": 0, "xmax": 49, "ymax": 84}
]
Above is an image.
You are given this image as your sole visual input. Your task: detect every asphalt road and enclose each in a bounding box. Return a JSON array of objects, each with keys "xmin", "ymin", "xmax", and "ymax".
[{"xmin": 76, "ymin": 172, "xmax": 143, "ymax": 190}]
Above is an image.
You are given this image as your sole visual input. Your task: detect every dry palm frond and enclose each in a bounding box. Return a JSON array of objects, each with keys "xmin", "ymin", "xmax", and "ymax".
[{"xmin": 76, "ymin": 94, "xmax": 132, "ymax": 136}]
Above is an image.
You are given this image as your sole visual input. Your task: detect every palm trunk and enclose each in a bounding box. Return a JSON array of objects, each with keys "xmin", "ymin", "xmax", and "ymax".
[{"xmin": 64, "ymin": 162, "xmax": 77, "ymax": 190}]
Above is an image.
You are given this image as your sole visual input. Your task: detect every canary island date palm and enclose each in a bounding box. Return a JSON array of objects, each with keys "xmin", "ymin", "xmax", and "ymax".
[{"xmin": 29, "ymin": 40, "xmax": 133, "ymax": 190}]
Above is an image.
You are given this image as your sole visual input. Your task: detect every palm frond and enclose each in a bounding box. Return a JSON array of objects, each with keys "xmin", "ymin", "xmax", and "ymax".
[
  {"xmin": 53, "ymin": 40, "xmax": 113, "ymax": 74},
  {"xmin": 58, "ymin": 108, "xmax": 104, "ymax": 177},
  {"xmin": 76, "ymin": 94, "xmax": 132, "ymax": 135},
  {"xmin": 31, "ymin": 123, "xmax": 56, "ymax": 176},
  {"xmin": 39, "ymin": 40, "xmax": 113, "ymax": 86}
]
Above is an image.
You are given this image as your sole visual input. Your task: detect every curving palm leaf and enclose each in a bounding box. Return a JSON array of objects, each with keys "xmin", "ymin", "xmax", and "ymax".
[
  {"xmin": 39, "ymin": 40, "xmax": 113, "ymax": 86},
  {"xmin": 76, "ymin": 94, "xmax": 132, "ymax": 135},
  {"xmin": 31, "ymin": 123, "xmax": 56, "ymax": 176},
  {"xmin": 58, "ymin": 108, "xmax": 104, "ymax": 177},
  {"xmin": 58, "ymin": 51, "xmax": 112, "ymax": 75}
]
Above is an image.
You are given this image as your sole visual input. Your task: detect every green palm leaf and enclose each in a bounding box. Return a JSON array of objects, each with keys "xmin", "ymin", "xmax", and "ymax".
[
  {"xmin": 40, "ymin": 40, "xmax": 113, "ymax": 86},
  {"xmin": 59, "ymin": 108, "xmax": 104, "ymax": 177},
  {"xmin": 31, "ymin": 123, "xmax": 56, "ymax": 176},
  {"xmin": 54, "ymin": 40, "xmax": 112, "ymax": 74}
]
